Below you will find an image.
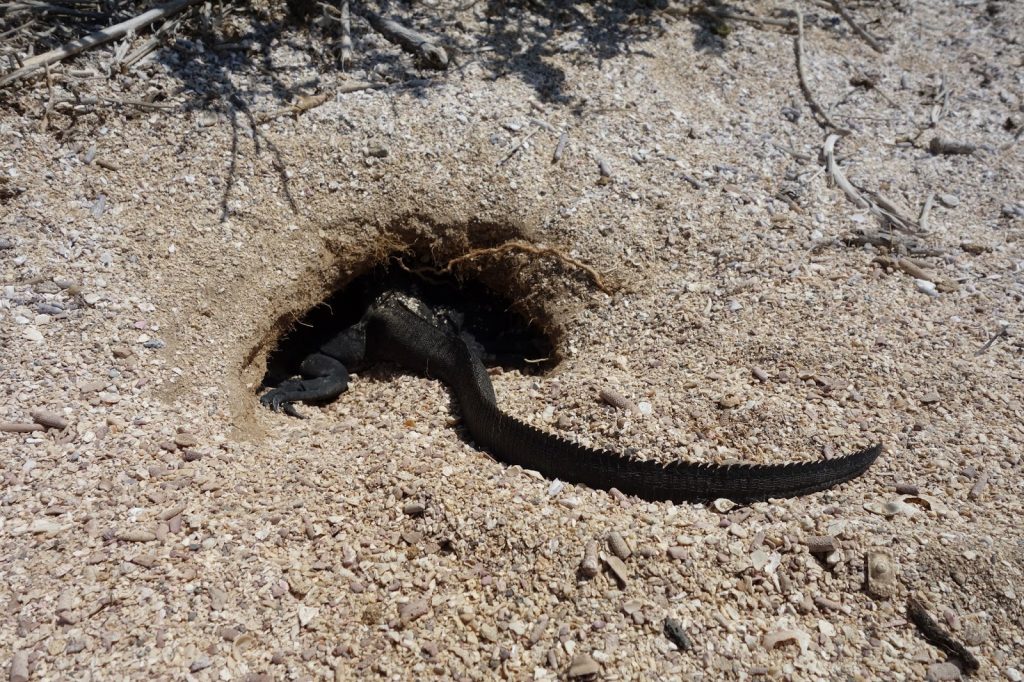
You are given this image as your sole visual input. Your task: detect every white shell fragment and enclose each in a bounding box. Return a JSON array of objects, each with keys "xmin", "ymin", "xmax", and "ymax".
[
  {"xmin": 865, "ymin": 551, "xmax": 898, "ymax": 598},
  {"xmin": 763, "ymin": 628, "xmax": 811, "ymax": 654}
]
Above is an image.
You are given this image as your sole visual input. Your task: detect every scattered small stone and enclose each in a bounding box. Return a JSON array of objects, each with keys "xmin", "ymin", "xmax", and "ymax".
[
  {"xmin": 603, "ymin": 554, "xmax": 629, "ymax": 586},
  {"xmin": 926, "ymin": 662, "xmax": 962, "ymax": 681},
  {"xmin": 189, "ymin": 657, "xmax": 212, "ymax": 673},
  {"xmin": 763, "ymin": 628, "xmax": 810, "ymax": 654},
  {"xmin": 915, "ymin": 279, "xmax": 939, "ymax": 297},
  {"xmin": 865, "ymin": 551, "xmax": 898, "ymax": 598},
  {"xmin": 297, "ymin": 605, "xmax": 319, "ymax": 628},
  {"xmin": 528, "ymin": 615, "xmax": 549, "ymax": 647},
  {"xmin": 960, "ymin": 241, "xmax": 992, "ymax": 255},
  {"xmin": 118, "ymin": 530, "xmax": 157, "ymax": 543},
  {"xmin": 607, "ymin": 531, "xmax": 632, "ymax": 560},
  {"xmin": 599, "ymin": 388, "xmax": 634, "ymax": 412},
  {"xmin": 30, "ymin": 408, "xmax": 68, "ymax": 430},
  {"xmin": 663, "ymin": 617, "xmax": 693, "ymax": 651},
  {"xmin": 805, "ymin": 535, "xmax": 836, "ymax": 554},
  {"xmin": 580, "ymin": 541, "xmax": 600, "ymax": 578},
  {"xmin": 143, "ymin": 339, "xmax": 165, "ymax": 349},
  {"xmin": 399, "ymin": 599, "xmax": 429, "ymax": 626},
  {"xmin": 711, "ymin": 498, "xmax": 735, "ymax": 513},
  {"xmin": 181, "ymin": 449, "xmax": 203, "ymax": 462},
  {"xmin": 1006, "ymin": 667, "xmax": 1022, "ymax": 682},
  {"xmin": 920, "ymin": 391, "xmax": 941, "ymax": 405},
  {"xmin": 366, "ymin": 143, "xmax": 389, "ymax": 158},
  {"xmin": 717, "ymin": 394, "xmax": 742, "ymax": 409},
  {"xmin": 667, "ymin": 546, "xmax": 688, "ymax": 561},
  {"xmin": 402, "ymin": 501, "xmax": 425, "ymax": 516},
  {"xmin": 813, "ymin": 595, "xmax": 842, "ymax": 611},
  {"xmin": 173, "ymin": 433, "xmax": 198, "ymax": 448},
  {"xmin": 10, "ymin": 651, "xmax": 29, "ymax": 682},
  {"xmin": 752, "ymin": 367, "xmax": 769, "ymax": 382},
  {"xmin": 111, "ymin": 346, "xmax": 132, "ymax": 359},
  {"xmin": 567, "ymin": 653, "xmax": 600, "ymax": 679},
  {"xmin": 968, "ymin": 470, "xmax": 989, "ymax": 500},
  {"xmin": 896, "ymin": 483, "xmax": 920, "ymax": 495},
  {"xmin": 937, "ymin": 193, "xmax": 959, "ymax": 208}
]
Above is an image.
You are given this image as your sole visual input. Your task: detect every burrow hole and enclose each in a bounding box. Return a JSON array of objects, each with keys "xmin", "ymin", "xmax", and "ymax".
[{"xmin": 259, "ymin": 253, "xmax": 561, "ymax": 393}]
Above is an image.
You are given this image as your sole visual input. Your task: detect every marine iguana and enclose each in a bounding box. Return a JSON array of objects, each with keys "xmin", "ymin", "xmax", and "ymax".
[{"xmin": 260, "ymin": 289, "xmax": 882, "ymax": 503}]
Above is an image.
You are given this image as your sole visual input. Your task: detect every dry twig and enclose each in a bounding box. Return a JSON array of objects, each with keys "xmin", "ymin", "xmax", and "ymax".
[
  {"xmin": 339, "ymin": 0, "xmax": 352, "ymax": 68},
  {"xmin": 975, "ymin": 323, "xmax": 1009, "ymax": 356},
  {"xmin": 0, "ymin": 0, "xmax": 202, "ymax": 87},
  {"xmin": 359, "ymin": 8, "xmax": 447, "ymax": 70},
  {"xmin": 827, "ymin": 0, "xmax": 886, "ymax": 53},
  {"xmin": 822, "ymin": 134, "xmax": 919, "ymax": 233},
  {"xmin": 499, "ymin": 127, "xmax": 538, "ymax": 166},
  {"xmin": 552, "ymin": 131, "xmax": 567, "ymax": 164},
  {"xmin": 794, "ymin": 9, "xmax": 850, "ymax": 134}
]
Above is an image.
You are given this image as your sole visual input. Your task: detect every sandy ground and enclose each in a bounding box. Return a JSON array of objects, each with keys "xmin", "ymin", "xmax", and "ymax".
[{"xmin": 2, "ymin": 0, "xmax": 1023, "ymax": 679}]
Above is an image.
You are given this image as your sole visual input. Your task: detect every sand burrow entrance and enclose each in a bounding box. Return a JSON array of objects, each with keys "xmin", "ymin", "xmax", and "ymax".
[
  {"xmin": 259, "ymin": 255, "xmax": 560, "ymax": 395},
  {"xmin": 239, "ymin": 214, "xmax": 610, "ymax": 416}
]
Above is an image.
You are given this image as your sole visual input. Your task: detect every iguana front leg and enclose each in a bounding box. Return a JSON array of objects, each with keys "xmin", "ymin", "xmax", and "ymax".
[{"xmin": 260, "ymin": 352, "xmax": 351, "ymax": 418}]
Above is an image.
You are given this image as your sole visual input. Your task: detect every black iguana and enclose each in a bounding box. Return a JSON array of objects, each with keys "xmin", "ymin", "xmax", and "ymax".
[{"xmin": 261, "ymin": 289, "xmax": 881, "ymax": 503}]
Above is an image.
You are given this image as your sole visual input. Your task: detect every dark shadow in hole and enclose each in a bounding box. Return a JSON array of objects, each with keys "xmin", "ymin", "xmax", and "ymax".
[{"xmin": 261, "ymin": 255, "xmax": 557, "ymax": 391}]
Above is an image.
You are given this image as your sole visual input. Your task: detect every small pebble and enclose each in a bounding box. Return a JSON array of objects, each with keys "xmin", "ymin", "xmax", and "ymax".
[
  {"xmin": 607, "ymin": 531, "xmax": 631, "ymax": 560},
  {"xmin": 663, "ymin": 617, "xmax": 693, "ymax": 651},
  {"xmin": 603, "ymin": 555, "xmax": 629, "ymax": 586},
  {"xmin": 920, "ymin": 391, "xmax": 941, "ymax": 405},
  {"xmin": 937, "ymin": 193, "xmax": 959, "ymax": 208},
  {"xmin": 399, "ymin": 599, "xmax": 429, "ymax": 626},
  {"xmin": 599, "ymin": 388, "xmax": 634, "ymax": 412},
  {"xmin": 915, "ymin": 279, "xmax": 939, "ymax": 297},
  {"xmin": 895, "ymin": 483, "xmax": 920, "ymax": 495},
  {"xmin": 118, "ymin": 530, "xmax": 157, "ymax": 543},
  {"xmin": 189, "ymin": 657, "xmax": 211, "ymax": 673},
  {"xmin": 567, "ymin": 653, "xmax": 600, "ymax": 679},
  {"xmin": 805, "ymin": 535, "xmax": 836, "ymax": 554},
  {"xmin": 10, "ymin": 651, "xmax": 29, "ymax": 682},
  {"xmin": 402, "ymin": 501, "xmax": 425, "ymax": 516},
  {"xmin": 30, "ymin": 408, "xmax": 68, "ymax": 430},
  {"xmin": 717, "ymin": 394, "xmax": 742, "ymax": 409},
  {"xmin": 580, "ymin": 541, "xmax": 599, "ymax": 578},
  {"xmin": 173, "ymin": 433, "xmax": 198, "ymax": 448},
  {"xmin": 926, "ymin": 662, "xmax": 962, "ymax": 681},
  {"xmin": 752, "ymin": 367, "xmax": 768, "ymax": 382}
]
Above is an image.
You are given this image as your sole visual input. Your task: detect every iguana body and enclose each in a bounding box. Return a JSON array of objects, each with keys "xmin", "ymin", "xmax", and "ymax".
[{"xmin": 261, "ymin": 289, "xmax": 882, "ymax": 503}]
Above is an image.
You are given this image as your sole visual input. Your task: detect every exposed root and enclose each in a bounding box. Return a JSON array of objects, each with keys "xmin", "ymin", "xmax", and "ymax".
[{"xmin": 442, "ymin": 240, "xmax": 611, "ymax": 293}]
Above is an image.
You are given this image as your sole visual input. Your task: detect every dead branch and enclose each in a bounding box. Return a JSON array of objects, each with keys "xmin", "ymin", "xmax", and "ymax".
[
  {"xmin": 0, "ymin": 0, "xmax": 201, "ymax": 87},
  {"xmin": 828, "ymin": 0, "xmax": 886, "ymax": 53},
  {"xmin": 339, "ymin": 0, "xmax": 352, "ymax": 68},
  {"xmin": 794, "ymin": 9, "xmax": 850, "ymax": 135},
  {"xmin": 359, "ymin": 8, "xmax": 447, "ymax": 70},
  {"xmin": 552, "ymin": 131, "xmax": 568, "ymax": 164},
  {"xmin": 498, "ymin": 128, "xmax": 538, "ymax": 166},
  {"xmin": 822, "ymin": 134, "xmax": 919, "ymax": 233}
]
